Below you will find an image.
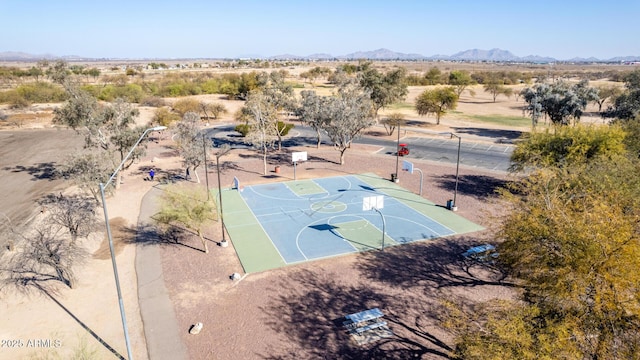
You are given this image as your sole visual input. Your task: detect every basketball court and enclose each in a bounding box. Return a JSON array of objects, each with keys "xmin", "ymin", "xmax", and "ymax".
[{"xmin": 221, "ymin": 173, "xmax": 483, "ymax": 273}]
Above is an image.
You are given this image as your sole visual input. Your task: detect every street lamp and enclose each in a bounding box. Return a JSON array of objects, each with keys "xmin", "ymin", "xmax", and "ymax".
[
  {"xmin": 99, "ymin": 125, "xmax": 166, "ymax": 360},
  {"xmin": 215, "ymin": 145, "xmax": 231, "ymax": 245},
  {"xmin": 448, "ymin": 133, "xmax": 462, "ymax": 211}
]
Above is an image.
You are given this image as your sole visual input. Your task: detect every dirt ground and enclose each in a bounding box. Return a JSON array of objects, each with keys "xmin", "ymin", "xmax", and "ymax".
[{"xmin": 0, "ymin": 80, "xmax": 580, "ymax": 359}]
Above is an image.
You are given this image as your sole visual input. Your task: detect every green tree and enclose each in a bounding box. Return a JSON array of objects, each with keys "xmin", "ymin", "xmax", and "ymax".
[
  {"xmin": 522, "ymin": 80, "xmax": 598, "ymax": 126},
  {"xmin": 594, "ymin": 85, "xmax": 623, "ymax": 113},
  {"xmin": 154, "ymin": 184, "xmax": 217, "ymax": 253},
  {"xmin": 358, "ymin": 64, "xmax": 408, "ymax": 119},
  {"xmin": 604, "ymin": 69, "xmax": 640, "ymax": 120},
  {"xmin": 321, "ymin": 79, "xmax": 374, "ymax": 165},
  {"xmin": 483, "ymin": 78, "xmax": 513, "ymax": 102},
  {"xmin": 415, "ymin": 86, "xmax": 458, "ymax": 125},
  {"xmin": 495, "ymin": 158, "xmax": 640, "ymax": 359},
  {"xmin": 424, "ymin": 67, "xmax": 444, "ymax": 85},
  {"xmin": 509, "ymin": 124, "xmax": 627, "ymax": 171},
  {"xmin": 448, "ymin": 70, "xmax": 476, "ymax": 97}
]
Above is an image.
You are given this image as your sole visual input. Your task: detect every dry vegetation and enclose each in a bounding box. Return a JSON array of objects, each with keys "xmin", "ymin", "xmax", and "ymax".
[{"xmin": 0, "ymin": 60, "xmax": 634, "ymax": 359}]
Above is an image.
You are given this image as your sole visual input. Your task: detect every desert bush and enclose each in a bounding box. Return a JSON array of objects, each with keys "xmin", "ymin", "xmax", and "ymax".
[
  {"xmin": 277, "ymin": 121, "xmax": 294, "ymax": 136},
  {"xmin": 0, "ymin": 83, "xmax": 67, "ymax": 105},
  {"xmin": 235, "ymin": 124, "xmax": 250, "ymax": 137},
  {"xmin": 153, "ymin": 107, "xmax": 180, "ymax": 127},
  {"xmin": 98, "ymin": 84, "xmax": 146, "ymax": 103},
  {"xmin": 173, "ymin": 98, "xmax": 201, "ymax": 117},
  {"xmin": 8, "ymin": 93, "xmax": 31, "ymax": 109},
  {"xmin": 140, "ymin": 96, "xmax": 166, "ymax": 107}
]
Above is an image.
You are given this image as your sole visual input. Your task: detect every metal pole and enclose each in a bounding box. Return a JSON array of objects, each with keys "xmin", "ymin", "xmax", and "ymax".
[
  {"xmin": 373, "ymin": 207, "xmax": 386, "ymax": 251},
  {"xmin": 293, "ymin": 161, "xmax": 297, "ymax": 181},
  {"xmin": 216, "ymin": 155, "xmax": 225, "ymax": 243},
  {"xmin": 394, "ymin": 123, "xmax": 400, "ymax": 182},
  {"xmin": 99, "ymin": 125, "xmax": 164, "ymax": 360},
  {"xmin": 453, "ymin": 135, "xmax": 461, "ymax": 209},
  {"xmin": 202, "ymin": 133, "xmax": 210, "ymax": 200},
  {"xmin": 100, "ymin": 183, "xmax": 134, "ymax": 360},
  {"xmin": 414, "ymin": 168, "xmax": 423, "ymax": 196}
]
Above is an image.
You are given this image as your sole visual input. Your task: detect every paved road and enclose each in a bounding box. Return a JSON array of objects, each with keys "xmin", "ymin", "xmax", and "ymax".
[
  {"xmin": 357, "ymin": 135, "xmax": 514, "ymax": 172},
  {"xmin": 206, "ymin": 124, "xmax": 514, "ymax": 172}
]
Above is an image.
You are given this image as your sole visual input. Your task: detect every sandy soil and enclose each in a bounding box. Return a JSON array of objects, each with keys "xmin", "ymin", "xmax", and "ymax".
[{"xmin": 0, "ymin": 84, "xmax": 541, "ymax": 359}]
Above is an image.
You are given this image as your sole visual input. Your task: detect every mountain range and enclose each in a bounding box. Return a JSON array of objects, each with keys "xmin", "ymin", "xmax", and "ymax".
[{"xmin": 1, "ymin": 48, "xmax": 639, "ymax": 63}]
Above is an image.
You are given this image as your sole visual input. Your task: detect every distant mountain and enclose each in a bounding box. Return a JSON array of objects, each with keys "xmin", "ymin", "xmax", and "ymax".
[
  {"xmin": 3, "ymin": 49, "xmax": 640, "ymax": 63},
  {"xmin": 306, "ymin": 53, "xmax": 335, "ymax": 60},
  {"xmin": 339, "ymin": 48, "xmax": 426, "ymax": 60},
  {"xmin": 450, "ymin": 48, "xmax": 518, "ymax": 61},
  {"xmin": 0, "ymin": 51, "xmax": 57, "ymax": 61},
  {"xmin": 520, "ymin": 54, "xmax": 557, "ymax": 63}
]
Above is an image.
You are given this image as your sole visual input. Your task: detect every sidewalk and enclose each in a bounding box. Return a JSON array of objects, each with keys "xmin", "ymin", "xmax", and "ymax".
[{"xmin": 135, "ymin": 186, "xmax": 188, "ymax": 360}]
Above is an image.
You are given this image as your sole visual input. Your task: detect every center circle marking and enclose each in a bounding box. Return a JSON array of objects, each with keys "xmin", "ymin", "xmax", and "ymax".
[{"xmin": 310, "ymin": 200, "xmax": 347, "ymax": 213}]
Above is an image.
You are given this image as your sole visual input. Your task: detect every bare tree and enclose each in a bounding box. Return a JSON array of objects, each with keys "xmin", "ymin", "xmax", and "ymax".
[
  {"xmin": 380, "ymin": 113, "xmax": 406, "ymax": 136},
  {"xmin": 1, "ymin": 223, "xmax": 87, "ymax": 292},
  {"xmin": 296, "ymin": 90, "xmax": 331, "ymax": 148},
  {"xmin": 258, "ymin": 71, "xmax": 296, "ymax": 151},
  {"xmin": 174, "ymin": 112, "xmax": 212, "ymax": 183},
  {"xmin": 39, "ymin": 194, "xmax": 98, "ymax": 243},
  {"xmin": 238, "ymin": 90, "xmax": 279, "ymax": 174},
  {"xmin": 322, "ymin": 79, "xmax": 375, "ymax": 165},
  {"xmin": 58, "ymin": 151, "xmax": 113, "ymax": 203}
]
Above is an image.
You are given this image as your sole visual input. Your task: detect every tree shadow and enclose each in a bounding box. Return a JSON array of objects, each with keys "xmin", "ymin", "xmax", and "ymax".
[
  {"xmin": 108, "ymin": 220, "xmax": 205, "ymax": 253},
  {"xmin": 433, "ymin": 174, "xmax": 511, "ymax": 200},
  {"xmin": 214, "ymin": 160, "xmax": 262, "ymax": 176},
  {"xmin": 36, "ymin": 284, "xmax": 126, "ymax": 359},
  {"xmin": 259, "ymin": 269, "xmax": 457, "ymax": 359},
  {"xmin": 451, "ymin": 127, "xmax": 524, "ymax": 142},
  {"xmin": 355, "ymin": 237, "xmax": 513, "ymax": 291},
  {"xmin": 3, "ymin": 162, "xmax": 60, "ymax": 181}
]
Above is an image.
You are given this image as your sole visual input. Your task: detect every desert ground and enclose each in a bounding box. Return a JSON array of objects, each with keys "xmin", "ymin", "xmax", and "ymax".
[{"xmin": 0, "ymin": 74, "xmax": 604, "ymax": 360}]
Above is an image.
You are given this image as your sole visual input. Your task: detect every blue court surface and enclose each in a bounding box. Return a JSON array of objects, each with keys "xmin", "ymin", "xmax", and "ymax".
[{"xmin": 223, "ymin": 174, "xmax": 483, "ymax": 273}]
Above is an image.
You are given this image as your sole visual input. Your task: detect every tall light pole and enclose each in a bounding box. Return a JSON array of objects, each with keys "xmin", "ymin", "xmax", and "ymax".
[
  {"xmin": 449, "ymin": 133, "xmax": 461, "ymax": 210},
  {"xmin": 99, "ymin": 125, "xmax": 166, "ymax": 360},
  {"xmin": 202, "ymin": 133, "xmax": 210, "ymax": 200},
  {"xmin": 215, "ymin": 145, "xmax": 231, "ymax": 245},
  {"xmin": 394, "ymin": 121, "xmax": 400, "ymax": 183}
]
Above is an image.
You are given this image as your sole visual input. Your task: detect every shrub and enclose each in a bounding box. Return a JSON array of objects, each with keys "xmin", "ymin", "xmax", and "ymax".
[
  {"xmin": 235, "ymin": 124, "xmax": 250, "ymax": 137},
  {"xmin": 141, "ymin": 96, "xmax": 166, "ymax": 107},
  {"xmin": 153, "ymin": 107, "xmax": 180, "ymax": 127},
  {"xmin": 173, "ymin": 98, "xmax": 201, "ymax": 117},
  {"xmin": 277, "ymin": 121, "xmax": 294, "ymax": 136}
]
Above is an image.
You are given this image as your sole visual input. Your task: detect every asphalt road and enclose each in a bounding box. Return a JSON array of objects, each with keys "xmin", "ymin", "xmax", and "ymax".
[{"xmin": 207, "ymin": 124, "xmax": 514, "ymax": 172}]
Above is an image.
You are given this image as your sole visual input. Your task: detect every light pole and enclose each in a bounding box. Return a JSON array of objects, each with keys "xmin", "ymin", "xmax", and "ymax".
[
  {"xmin": 394, "ymin": 121, "xmax": 400, "ymax": 183},
  {"xmin": 99, "ymin": 125, "xmax": 166, "ymax": 360},
  {"xmin": 202, "ymin": 133, "xmax": 210, "ymax": 200},
  {"xmin": 449, "ymin": 133, "xmax": 461, "ymax": 210},
  {"xmin": 215, "ymin": 145, "xmax": 231, "ymax": 245}
]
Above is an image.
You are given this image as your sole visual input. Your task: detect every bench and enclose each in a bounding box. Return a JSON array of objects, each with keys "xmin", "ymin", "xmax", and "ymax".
[
  {"xmin": 354, "ymin": 321, "xmax": 387, "ymax": 334},
  {"xmin": 343, "ymin": 308, "xmax": 386, "ymax": 334},
  {"xmin": 344, "ymin": 308, "xmax": 384, "ymax": 324}
]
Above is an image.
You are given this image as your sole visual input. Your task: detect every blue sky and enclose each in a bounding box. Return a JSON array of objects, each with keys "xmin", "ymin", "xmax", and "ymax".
[{"xmin": 1, "ymin": 0, "xmax": 638, "ymax": 60}]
